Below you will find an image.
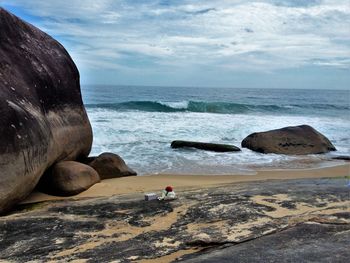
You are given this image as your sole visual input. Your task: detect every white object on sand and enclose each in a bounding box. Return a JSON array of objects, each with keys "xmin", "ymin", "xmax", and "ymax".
[
  {"xmin": 158, "ymin": 190, "xmax": 176, "ymax": 200},
  {"xmin": 144, "ymin": 193, "xmax": 158, "ymax": 201}
]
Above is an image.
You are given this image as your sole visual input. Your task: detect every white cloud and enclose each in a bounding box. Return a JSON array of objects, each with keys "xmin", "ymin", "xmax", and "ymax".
[{"xmin": 1, "ymin": 0, "xmax": 350, "ymax": 73}]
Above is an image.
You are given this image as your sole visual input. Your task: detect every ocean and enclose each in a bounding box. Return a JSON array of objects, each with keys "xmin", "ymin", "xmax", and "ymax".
[{"xmin": 82, "ymin": 86, "xmax": 350, "ymax": 175}]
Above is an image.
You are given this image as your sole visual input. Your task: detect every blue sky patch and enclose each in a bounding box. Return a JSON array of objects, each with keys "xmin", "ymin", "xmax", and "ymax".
[{"xmin": 0, "ymin": 0, "xmax": 349, "ymax": 89}]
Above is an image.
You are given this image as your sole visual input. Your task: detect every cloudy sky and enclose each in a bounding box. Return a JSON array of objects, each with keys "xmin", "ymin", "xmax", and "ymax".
[{"xmin": 1, "ymin": 0, "xmax": 349, "ymax": 89}]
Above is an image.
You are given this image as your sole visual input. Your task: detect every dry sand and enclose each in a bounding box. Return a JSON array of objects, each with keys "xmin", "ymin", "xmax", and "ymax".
[{"xmin": 21, "ymin": 163, "xmax": 350, "ymax": 204}]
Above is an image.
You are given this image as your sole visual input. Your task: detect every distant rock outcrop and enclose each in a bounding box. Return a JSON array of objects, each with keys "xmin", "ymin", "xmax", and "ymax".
[
  {"xmin": 332, "ymin": 156, "xmax": 350, "ymax": 161},
  {"xmin": 171, "ymin": 140, "xmax": 241, "ymax": 152},
  {"xmin": 0, "ymin": 8, "xmax": 92, "ymax": 213},
  {"xmin": 241, "ymin": 125, "xmax": 336, "ymax": 155},
  {"xmin": 38, "ymin": 161, "xmax": 100, "ymax": 196},
  {"xmin": 88, "ymin": 153, "xmax": 137, "ymax": 179}
]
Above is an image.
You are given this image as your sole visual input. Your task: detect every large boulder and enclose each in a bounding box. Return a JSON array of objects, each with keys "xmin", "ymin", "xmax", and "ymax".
[
  {"xmin": 241, "ymin": 125, "xmax": 336, "ymax": 155},
  {"xmin": 171, "ymin": 140, "xmax": 241, "ymax": 152},
  {"xmin": 0, "ymin": 9, "xmax": 92, "ymax": 213},
  {"xmin": 88, "ymin": 153, "xmax": 137, "ymax": 179},
  {"xmin": 38, "ymin": 161, "xmax": 100, "ymax": 196}
]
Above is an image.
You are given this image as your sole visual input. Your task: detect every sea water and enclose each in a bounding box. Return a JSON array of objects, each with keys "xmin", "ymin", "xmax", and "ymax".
[{"xmin": 82, "ymin": 86, "xmax": 350, "ymax": 175}]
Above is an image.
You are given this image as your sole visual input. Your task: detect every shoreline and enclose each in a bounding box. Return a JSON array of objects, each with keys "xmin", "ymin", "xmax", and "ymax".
[{"xmin": 21, "ymin": 163, "xmax": 350, "ymax": 205}]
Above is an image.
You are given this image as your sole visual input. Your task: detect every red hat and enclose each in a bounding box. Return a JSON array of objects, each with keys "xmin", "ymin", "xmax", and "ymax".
[{"xmin": 165, "ymin": 186, "xmax": 173, "ymax": 192}]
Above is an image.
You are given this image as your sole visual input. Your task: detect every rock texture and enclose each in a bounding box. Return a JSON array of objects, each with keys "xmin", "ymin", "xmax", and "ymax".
[
  {"xmin": 171, "ymin": 140, "xmax": 241, "ymax": 152},
  {"xmin": 0, "ymin": 8, "xmax": 92, "ymax": 213},
  {"xmin": 38, "ymin": 161, "xmax": 100, "ymax": 196},
  {"xmin": 181, "ymin": 223, "xmax": 350, "ymax": 263},
  {"xmin": 0, "ymin": 178, "xmax": 349, "ymax": 262},
  {"xmin": 241, "ymin": 125, "xmax": 336, "ymax": 155},
  {"xmin": 88, "ymin": 153, "xmax": 137, "ymax": 179}
]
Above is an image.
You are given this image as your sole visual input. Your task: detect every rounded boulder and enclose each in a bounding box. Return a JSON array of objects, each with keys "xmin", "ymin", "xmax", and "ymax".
[
  {"xmin": 88, "ymin": 153, "xmax": 137, "ymax": 179},
  {"xmin": 38, "ymin": 161, "xmax": 100, "ymax": 196},
  {"xmin": 241, "ymin": 125, "xmax": 336, "ymax": 155}
]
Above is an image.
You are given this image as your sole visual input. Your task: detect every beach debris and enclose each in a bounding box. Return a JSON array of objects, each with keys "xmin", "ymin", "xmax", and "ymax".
[
  {"xmin": 144, "ymin": 193, "xmax": 158, "ymax": 201},
  {"xmin": 171, "ymin": 140, "xmax": 241, "ymax": 152},
  {"xmin": 158, "ymin": 186, "xmax": 176, "ymax": 200}
]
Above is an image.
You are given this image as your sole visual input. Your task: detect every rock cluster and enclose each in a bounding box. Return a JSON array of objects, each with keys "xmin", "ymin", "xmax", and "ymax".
[
  {"xmin": 0, "ymin": 8, "xmax": 93, "ymax": 213},
  {"xmin": 0, "ymin": 8, "xmax": 136, "ymax": 213},
  {"xmin": 38, "ymin": 154, "xmax": 137, "ymax": 197},
  {"xmin": 172, "ymin": 125, "xmax": 336, "ymax": 155}
]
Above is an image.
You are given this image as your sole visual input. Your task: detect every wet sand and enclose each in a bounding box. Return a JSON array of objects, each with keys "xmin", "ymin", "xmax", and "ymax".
[{"xmin": 21, "ymin": 163, "xmax": 350, "ymax": 204}]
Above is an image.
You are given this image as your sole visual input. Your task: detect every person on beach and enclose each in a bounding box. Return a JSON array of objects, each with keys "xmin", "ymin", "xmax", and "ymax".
[{"xmin": 158, "ymin": 186, "xmax": 176, "ymax": 200}]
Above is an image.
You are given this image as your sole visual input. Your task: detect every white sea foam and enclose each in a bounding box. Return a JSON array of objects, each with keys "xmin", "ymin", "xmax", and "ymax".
[
  {"xmin": 159, "ymin": 101, "xmax": 189, "ymax": 109},
  {"xmin": 87, "ymin": 108, "xmax": 350, "ymax": 175}
]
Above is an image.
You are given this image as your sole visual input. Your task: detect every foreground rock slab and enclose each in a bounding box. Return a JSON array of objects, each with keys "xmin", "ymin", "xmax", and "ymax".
[
  {"xmin": 171, "ymin": 140, "xmax": 241, "ymax": 152},
  {"xmin": 242, "ymin": 125, "xmax": 336, "ymax": 155},
  {"xmin": 181, "ymin": 222, "xmax": 350, "ymax": 263},
  {"xmin": 1, "ymin": 178, "xmax": 349, "ymax": 262},
  {"xmin": 0, "ymin": 8, "xmax": 92, "ymax": 213}
]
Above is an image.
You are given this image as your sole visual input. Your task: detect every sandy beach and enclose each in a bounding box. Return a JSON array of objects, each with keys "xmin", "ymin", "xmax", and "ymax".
[{"xmin": 21, "ymin": 163, "xmax": 350, "ymax": 204}]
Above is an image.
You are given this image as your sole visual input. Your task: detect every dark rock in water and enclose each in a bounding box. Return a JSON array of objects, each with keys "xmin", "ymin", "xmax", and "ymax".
[
  {"xmin": 0, "ymin": 8, "xmax": 92, "ymax": 213},
  {"xmin": 332, "ymin": 156, "xmax": 350, "ymax": 161},
  {"xmin": 241, "ymin": 125, "xmax": 336, "ymax": 155},
  {"xmin": 88, "ymin": 152, "xmax": 137, "ymax": 179},
  {"xmin": 171, "ymin": 140, "xmax": 241, "ymax": 152},
  {"xmin": 38, "ymin": 161, "xmax": 100, "ymax": 196}
]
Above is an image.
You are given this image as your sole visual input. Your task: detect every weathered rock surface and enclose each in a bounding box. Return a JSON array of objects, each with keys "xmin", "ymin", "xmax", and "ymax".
[
  {"xmin": 0, "ymin": 8, "xmax": 92, "ymax": 213},
  {"xmin": 88, "ymin": 152, "xmax": 137, "ymax": 179},
  {"xmin": 241, "ymin": 125, "xmax": 336, "ymax": 155},
  {"xmin": 171, "ymin": 140, "xmax": 241, "ymax": 152},
  {"xmin": 38, "ymin": 161, "xmax": 100, "ymax": 196},
  {"xmin": 181, "ymin": 223, "xmax": 350, "ymax": 263},
  {"xmin": 1, "ymin": 178, "xmax": 349, "ymax": 262}
]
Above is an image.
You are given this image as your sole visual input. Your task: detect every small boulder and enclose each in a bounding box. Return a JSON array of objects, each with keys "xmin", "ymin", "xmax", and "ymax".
[
  {"xmin": 38, "ymin": 161, "xmax": 100, "ymax": 196},
  {"xmin": 241, "ymin": 125, "xmax": 336, "ymax": 155},
  {"xmin": 171, "ymin": 140, "xmax": 241, "ymax": 152},
  {"xmin": 88, "ymin": 153, "xmax": 137, "ymax": 179}
]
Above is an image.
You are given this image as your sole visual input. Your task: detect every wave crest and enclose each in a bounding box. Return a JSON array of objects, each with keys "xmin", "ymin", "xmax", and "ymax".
[{"xmin": 85, "ymin": 100, "xmax": 349, "ymax": 114}]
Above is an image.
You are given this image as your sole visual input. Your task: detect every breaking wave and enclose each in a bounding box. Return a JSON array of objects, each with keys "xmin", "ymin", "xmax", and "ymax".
[{"xmin": 85, "ymin": 100, "xmax": 349, "ymax": 114}]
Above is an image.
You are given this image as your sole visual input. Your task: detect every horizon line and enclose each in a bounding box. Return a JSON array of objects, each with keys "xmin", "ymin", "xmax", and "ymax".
[{"xmin": 80, "ymin": 84, "xmax": 350, "ymax": 91}]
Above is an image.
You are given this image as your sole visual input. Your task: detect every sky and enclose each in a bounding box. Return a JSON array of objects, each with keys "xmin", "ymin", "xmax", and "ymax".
[{"xmin": 0, "ymin": 0, "xmax": 350, "ymax": 89}]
